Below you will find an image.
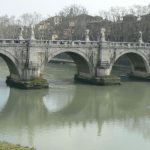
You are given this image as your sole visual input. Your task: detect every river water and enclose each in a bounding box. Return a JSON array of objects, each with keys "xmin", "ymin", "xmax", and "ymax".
[{"xmin": 0, "ymin": 58, "xmax": 150, "ymax": 150}]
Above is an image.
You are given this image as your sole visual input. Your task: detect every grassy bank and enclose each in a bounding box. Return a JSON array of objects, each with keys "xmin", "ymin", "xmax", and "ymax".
[{"xmin": 0, "ymin": 141, "xmax": 35, "ymax": 150}]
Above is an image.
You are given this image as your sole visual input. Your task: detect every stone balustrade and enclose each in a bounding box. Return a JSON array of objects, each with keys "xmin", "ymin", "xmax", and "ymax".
[
  {"xmin": 104, "ymin": 41, "xmax": 150, "ymax": 48},
  {"xmin": 0, "ymin": 39, "xmax": 99, "ymax": 47},
  {"xmin": 1, "ymin": 39, "xmax": 150, "ymax": 50}
]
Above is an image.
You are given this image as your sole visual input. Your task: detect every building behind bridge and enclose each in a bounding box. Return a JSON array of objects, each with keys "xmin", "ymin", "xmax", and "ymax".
[{"xmin": 36, "ymin": 13, "xmax": 150, "ymax": 42}]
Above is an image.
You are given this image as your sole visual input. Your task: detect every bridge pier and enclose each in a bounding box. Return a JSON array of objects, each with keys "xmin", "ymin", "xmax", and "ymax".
[
  {"xmin": 6, "ymin": 67, "xmax": 49, "ymax": 89},
  {"xmin": 74, "ymin": 67, "xmax": 120, "ymax": 85},
  {"xmin": 95, "ymin": 68, "xmax": 120, "ymax": 85},
  {"xmin": 6, "ymin": 77, "xmax": 49, "ymax": 89},
  {"xmin": 6, "ymin": 76, "xmax": 48, "ymax": 89},
  {"xmin": 74, "ymin": 74, "xmax": 120, "ymax": 85}
]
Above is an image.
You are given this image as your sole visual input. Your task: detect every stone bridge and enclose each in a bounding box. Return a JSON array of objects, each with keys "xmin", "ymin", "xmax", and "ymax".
[{"xmin": 0, "ymin": 28, "xmax": 150, "ymax": 89}]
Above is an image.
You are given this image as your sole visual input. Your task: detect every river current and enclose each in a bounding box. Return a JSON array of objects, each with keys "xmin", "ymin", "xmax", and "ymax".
[{"xmin": 0, "ymin": 58, "xmax": 150, "ymax": 150}]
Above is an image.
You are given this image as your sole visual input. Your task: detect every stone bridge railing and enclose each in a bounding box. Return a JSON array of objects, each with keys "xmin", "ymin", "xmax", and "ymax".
[
  {"xmin": 0, "ymin": 39, "xmax": 99, "ymax": 47},
  {"xmin": 1, "ymin": 39, "xmax": 150, "ymax": 50},
  {"xmin": 101, "ymin": 41, "xmax": 150, "ymax": 49}
]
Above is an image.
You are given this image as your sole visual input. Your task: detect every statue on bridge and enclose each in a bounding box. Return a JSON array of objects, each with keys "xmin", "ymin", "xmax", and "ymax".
[
  {"xmin": 101, "ymin": 28, "xmax": 106, "ymax": 42},
  {"xmin": 18, "ymin": 26, "xmax": 24, "ymax": 40},
  {"xmin": 30, "ymin": 25, "xmax": 36, "ymax": 40},
  {"xmin": 85, "ymin": 29, "xmax": 90, "ymax": 42},
  {"xmin": 138, "ymin": 31, "xmax": 144, "ymax": 44}
]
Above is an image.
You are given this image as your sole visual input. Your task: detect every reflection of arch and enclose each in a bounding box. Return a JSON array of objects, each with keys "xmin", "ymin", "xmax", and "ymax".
[
  {"xmin": 0, "ymin": 49, "xmax": 20, "ymax": 78},
  {"xmin": 43, "ymin": 88, "xmax": 74, "ymax": 113},
  {"xmin": 112, "ymin": 51, "xmax": 149, "ymax": 74},
  {"xmin": 0, "ymin": 82, "xmax": 10, "ymax": 112},
  {"xmin": 48, "ymin": 50, "xmax": 91, "ymax": 74}
]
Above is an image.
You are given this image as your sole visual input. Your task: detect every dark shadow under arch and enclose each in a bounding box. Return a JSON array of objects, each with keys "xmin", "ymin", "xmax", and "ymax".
[
  {"xmin": 112, "ymin": 52, "xmax": 148, "ymax": 74},
  {"xmin": 49, "ymin": 52, "xmax": 91, "ymax": 75},
  {"xmin": 66, "ymin": 52, "xmax": 90, "ymax": 74},
  {"xmin": 0, "ymin": 53, "xmax": 20, "ymax": 79}
]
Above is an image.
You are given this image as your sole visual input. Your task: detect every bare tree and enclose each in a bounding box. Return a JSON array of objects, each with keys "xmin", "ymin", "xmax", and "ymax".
[
  {"xmin": 58, "ymin": 4, "xmax": 88, "ymax": 18},
  {"xmin": 19, "ymin": 12, "xmax": 43, "ymax": 26}
]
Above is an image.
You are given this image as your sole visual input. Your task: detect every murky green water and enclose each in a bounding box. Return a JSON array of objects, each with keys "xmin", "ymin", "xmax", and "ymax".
[{"xmin": 0, "ymin": 59, "xmax": 150, "ymax": 150}]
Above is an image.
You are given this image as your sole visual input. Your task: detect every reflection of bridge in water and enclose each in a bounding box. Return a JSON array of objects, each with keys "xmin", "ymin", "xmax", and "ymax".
[{"xmin": 0, "ymin": 83, "xmax": 150, "ymax": 139}]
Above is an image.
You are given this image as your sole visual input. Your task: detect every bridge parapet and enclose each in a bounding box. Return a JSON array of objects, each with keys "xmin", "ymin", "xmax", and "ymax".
[
  {"xmin": 0, "ymin": 39, "xmax": 27, "ymax": 45},
  {"xmin": 0, "ymin": 39, "xmax": 99, "ymax": 47},
  {"xmin": 102, "ymin": 41, "xmax": 150, "ymax": 49},
  {"xmin": 38, "ymin": 40, "xmax": 98, "ymax": 46},
  {"xmin": 48, "ymin": 40, "xmax": 98, "ymax": 48}
]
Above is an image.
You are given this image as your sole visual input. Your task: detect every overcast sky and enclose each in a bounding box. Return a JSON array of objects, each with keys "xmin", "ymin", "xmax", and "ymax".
[{"xmin": 0, "ymin": 0, "xmax": 150, "ymax": 17}]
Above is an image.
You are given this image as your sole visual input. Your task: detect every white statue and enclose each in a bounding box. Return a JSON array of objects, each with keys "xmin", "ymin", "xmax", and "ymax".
[
  {"xmin": 101, "ymin": 28, "xmax": 106, "ymax": 42},
  {"xmin": 85, "ymin": 29, "xmax": 90, "ymax": 42},
  {"xmin": 30, "ymin": 25, "xmax": 35, "ymax": 40},
  {"xmin": 139, "ymin": 31, "xmax": 143, "ymax": 43},
  {"xmin": 18, "ymin": 26, "xmax": 24, "ymax": 40}
]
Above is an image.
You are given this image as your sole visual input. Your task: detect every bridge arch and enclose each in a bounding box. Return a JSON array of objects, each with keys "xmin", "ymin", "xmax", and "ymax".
[
  {"xmin": 0, "ymin": 49, "xmax": 21, "ymax": 79},
  {"xmin": 111, "ymin": 51, "xmax": 150, "ymax": 76},
  {"xmin": 48, "ymin": 49, "xmax": 92, "ymax": 75}
]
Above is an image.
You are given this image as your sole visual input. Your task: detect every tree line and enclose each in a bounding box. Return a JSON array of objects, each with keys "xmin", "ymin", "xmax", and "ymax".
[
  {"xmin": 0, "ymin": 12, "xmax": 42, "ymax": 39},
  {"xmin": 0, "ymin": 4, "xmax": 150, "ymax": 42}
]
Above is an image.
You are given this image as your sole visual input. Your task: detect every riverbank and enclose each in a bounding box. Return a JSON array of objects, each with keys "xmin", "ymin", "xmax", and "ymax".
[{"xmin": 0, "ymin": 141, "xmax": 35, "ymax": 150}]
